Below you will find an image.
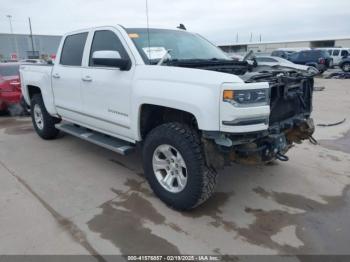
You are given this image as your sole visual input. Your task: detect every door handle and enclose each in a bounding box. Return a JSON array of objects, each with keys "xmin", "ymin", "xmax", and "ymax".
[
  {"xmin": 52, "ymin": 73, "xmax": 60, "ymax": 79},
  {"xmin": 82, "ymin": 76, "xmax": 92, "ymax": 82}
]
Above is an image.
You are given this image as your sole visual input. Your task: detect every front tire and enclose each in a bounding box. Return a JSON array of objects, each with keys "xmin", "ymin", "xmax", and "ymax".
[
  {"xmin": 142, "ymin": 122, "xmax": 218, "ymax": 210},
  {"xmin": 31, "ymin": 94, "xmax": 60, "ymax": 139}
]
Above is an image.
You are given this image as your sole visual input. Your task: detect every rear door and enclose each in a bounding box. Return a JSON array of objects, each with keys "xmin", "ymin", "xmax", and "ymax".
[
  {"xmin": 80, "ymin": 28, "xmax": 135, "ymax": 140},
  {"xmin": 52, "ymin": 32, "xmax": 88, "ymax": 121}
]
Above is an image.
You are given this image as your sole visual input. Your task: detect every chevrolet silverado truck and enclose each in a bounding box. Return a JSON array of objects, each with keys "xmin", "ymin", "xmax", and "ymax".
[{"xmin": 20, "ymin": 26, "xmax": 314, "ymax": 210}]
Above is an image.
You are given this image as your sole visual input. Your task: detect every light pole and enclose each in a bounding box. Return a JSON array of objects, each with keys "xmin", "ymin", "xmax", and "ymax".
[{"xmin": 6, "ymin": 15, "xmax": 20, "ymax": 60}]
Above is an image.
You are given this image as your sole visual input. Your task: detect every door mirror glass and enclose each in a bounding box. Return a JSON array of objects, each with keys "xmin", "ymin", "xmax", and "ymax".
[{"xmin": 92, "ymin": 50, "xmax": 130, "ymax": 70}]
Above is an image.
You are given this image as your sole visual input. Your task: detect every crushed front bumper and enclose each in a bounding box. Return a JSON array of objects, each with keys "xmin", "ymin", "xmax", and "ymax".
[{"xmin": 202, "ymin": 118, "xmax": 315, "ymax": 168}]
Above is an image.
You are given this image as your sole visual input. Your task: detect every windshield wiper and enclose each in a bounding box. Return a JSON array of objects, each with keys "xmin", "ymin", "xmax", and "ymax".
[{"xmin": 157, "ymin": 49, "xmax": 172, "ymax": 66}]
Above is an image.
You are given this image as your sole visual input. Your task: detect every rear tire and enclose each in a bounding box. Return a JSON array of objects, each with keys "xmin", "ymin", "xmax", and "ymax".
[
  {"xmin": 31, "ymin": 94, "xmax": 60, "ymax": 139},
  {"xmin": 142, "ymin": 122, "xmax": 218, "ymax": 210}
]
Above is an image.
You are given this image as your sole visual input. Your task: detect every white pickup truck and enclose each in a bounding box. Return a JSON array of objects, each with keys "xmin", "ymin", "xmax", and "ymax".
[{"xmin": 20, "ymin": 26, "xmax": 315, "ymax": 210}]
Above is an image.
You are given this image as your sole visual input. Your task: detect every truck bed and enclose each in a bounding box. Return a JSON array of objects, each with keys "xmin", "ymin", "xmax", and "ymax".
[{"xmin": 19, "ymin": 64, "xmax": 54, "ymax": 111}]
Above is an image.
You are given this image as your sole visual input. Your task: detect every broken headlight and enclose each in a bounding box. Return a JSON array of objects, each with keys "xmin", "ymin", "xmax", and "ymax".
[{"xmin": 223, "ymin": 89, "xmax": 269, "ymax": 106}]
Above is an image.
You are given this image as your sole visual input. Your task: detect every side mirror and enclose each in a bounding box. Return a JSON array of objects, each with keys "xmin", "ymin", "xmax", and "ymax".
[{"xmin": 92, "ymin": 50, "xmax": 131, "ymax": 70}]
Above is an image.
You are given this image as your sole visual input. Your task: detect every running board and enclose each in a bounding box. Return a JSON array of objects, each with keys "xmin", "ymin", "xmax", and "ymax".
[{"xmin": 55, "ymin": 123, "xmax": 135, "ymax": 155}]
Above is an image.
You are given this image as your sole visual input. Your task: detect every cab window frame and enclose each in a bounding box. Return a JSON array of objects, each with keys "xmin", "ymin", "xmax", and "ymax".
[
  {"xmin": 88, "ymin": 29, "xmax": 131, "ymax": 68},
  {"xmin": 59, "ymin": 32, "xmax": 88, "ymax": 67}
]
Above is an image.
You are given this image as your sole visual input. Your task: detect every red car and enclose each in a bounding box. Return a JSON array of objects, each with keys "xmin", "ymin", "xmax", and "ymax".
[{"xmin": 0, "ymin": 63, "xmax": 22, "ymax": 112}]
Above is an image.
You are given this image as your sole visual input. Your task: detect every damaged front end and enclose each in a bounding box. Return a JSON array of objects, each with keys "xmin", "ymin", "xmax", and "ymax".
[
  {"xmin": 167, "ymin": 58, "xmax": 315, "ymax": 167},
  {"xmin": 205, "ymin": 67, "xmax": 315, "ymax": 167},
  {"xmin": 203, "ymin": 116, "xmax": 314, "ymax": 168}
]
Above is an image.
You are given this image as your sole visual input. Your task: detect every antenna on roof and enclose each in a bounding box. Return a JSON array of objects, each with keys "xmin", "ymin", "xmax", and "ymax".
[
  {"xmin": 177, "ymin": 24, "xmax": 186, "ymax": 30},
  {"xmin": 145, "ymin": 0, "xmax": 151, "ymax": 60}
]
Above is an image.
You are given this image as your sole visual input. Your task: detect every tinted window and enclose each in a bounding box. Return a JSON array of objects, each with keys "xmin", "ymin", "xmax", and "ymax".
[
  {"xmin": 299, "ymin": 51, "xmax": 311, "ymax": 59},
  {"xmin": 309, "ymin": 51, "xmax": 319, "ymax": 59},
  {"xmin": 341, "ymin": 50, "xmax": 349, "ymax": 57},
  {"xmin": 304, "ymin": 50, "xmax": 325, "ymax": 60},
  {"xmin": 0, "ymin": 65, "xmax": 19, "ymax": 76},
  {"xmin": 89, "ymin": 30, "xmax": 129, "ymax": 66},
  {"xmin": 289, "ymin": 53, "xmax": 299, "ymax": 60},
  {"xmin": 333, "ymin": 50, "xmax": 340, "ymax": 56},
  {"xmin": 60, "ymin": 33, "xmax": 88, "ymax": 66}
]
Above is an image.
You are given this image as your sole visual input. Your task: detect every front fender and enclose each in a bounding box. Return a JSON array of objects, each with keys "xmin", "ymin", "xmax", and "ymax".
[
  {"xmin": 131, "ymin": 80, "xmax": 221, "ymax": 140},
  {"xmin": 129, "ymin": 65, "xmax": 245, "ymax": 140}
]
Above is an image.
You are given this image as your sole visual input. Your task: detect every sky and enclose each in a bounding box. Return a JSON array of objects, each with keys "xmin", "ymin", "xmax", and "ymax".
[{"xmin": 0, "ymin": 0, "xmax": 349, "ymax": 45}]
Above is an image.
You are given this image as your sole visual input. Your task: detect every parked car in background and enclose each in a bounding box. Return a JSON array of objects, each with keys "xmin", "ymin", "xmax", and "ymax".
[
  {"xmin": 255, "ymin": 55, "xmax": 319, "ymax": 74},
  {"xmin": 1, "ymin": 59, "xmax": 19, "ymax": 63},
  {"xmin": 288, "ymin": 50, "xmax": 333, "ymax": 73},
  {"xmin": 0, "ymin": 63, "xmax": 22, "ymax": 112},
  {"xmin": 271, "ymin": 47, "xmax": 311, "ymax": 59},
  {"xmin": 339, "ymin": 56, "xmax": 350, "ymax": 72},
  {"xmin": 318, "ymin": 48, "xmax": 350, "ymax": 66},
  {"xmin": 271, "ymin": 50, "xmax": 296, "ymax": 59},
  {"xmin": 20, "ymin": 59, "xmax": 47, "ymax": 64}
]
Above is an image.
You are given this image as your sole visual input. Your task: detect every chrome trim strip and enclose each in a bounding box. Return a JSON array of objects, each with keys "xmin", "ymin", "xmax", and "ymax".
[
  {"xmin": 56, "ymin": 105, "xmax": 130, "ymax": 129},
  {"xmin": 222, "ymin": 116, "xmax": 268, "ymax": 126}
]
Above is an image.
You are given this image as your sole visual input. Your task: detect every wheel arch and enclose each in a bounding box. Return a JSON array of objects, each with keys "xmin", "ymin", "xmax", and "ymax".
[
  {"xmin": 26, "ymin": 84, "xmax": 58, "ymax": 116},
  {"xmin": 138, "ymin": 104, "xmax": 200, "ymax": 140},
  {"xmin": 27, "ymin": 85, "xmax": 42, "ymax": 100}
]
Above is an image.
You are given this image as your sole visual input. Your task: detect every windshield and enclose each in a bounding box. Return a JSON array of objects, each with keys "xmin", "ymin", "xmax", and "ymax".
[
  {"xmin": 0, "ymin": 65, "xmax": 19, "ymax": 77},
  {"xmin": 126, "ymin": 28, "xmax": 229, "ymax": 64}
]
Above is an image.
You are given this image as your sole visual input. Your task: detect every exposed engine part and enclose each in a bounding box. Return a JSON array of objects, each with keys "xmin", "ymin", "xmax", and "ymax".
[
  {"xmin": 285, "ymin": 118, "xmax": 315, "ymax": 144},
  {"xmin": 181, "ymin": 56, "xmax": 315, "ymax": 167},
  {"xmin": 201, "ymin": 138, "xmax": 225, "ymax": 170},
  {"xmin": 276, "ymin": 152, "xmax": 289, "ymax": 161},
  {"xmin": 309, "ymin": 136, "xmax": 318, "ymax": 145},
  {"xmin": 214, "ymin": 136, "xmax": 233, "ymax": 147},
  {"xmin": 202, "ymin": 118, "xmax": 315, "ymax": 167},
  {"xmin": 317, "ymin": 118, "xmax": 346, "ymax": 127}
]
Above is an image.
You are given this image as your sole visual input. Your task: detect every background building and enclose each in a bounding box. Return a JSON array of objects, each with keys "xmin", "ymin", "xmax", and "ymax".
[
  {"xmin": 219, "ymin": 37, "xmax": 350, "ymax": 55},
  {"xmin": 0, "ymin": 33, "xmax": 61, "ymax": 60}
]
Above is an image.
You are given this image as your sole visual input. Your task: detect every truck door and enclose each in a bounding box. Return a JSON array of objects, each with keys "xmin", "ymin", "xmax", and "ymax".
[
  {"xmin": 80, "ymin": 29, "xmax": 134, "ymax": 140},
  {"xmin": 52, "ymin": 32, "xmax": 88, "ymax": 120}
]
